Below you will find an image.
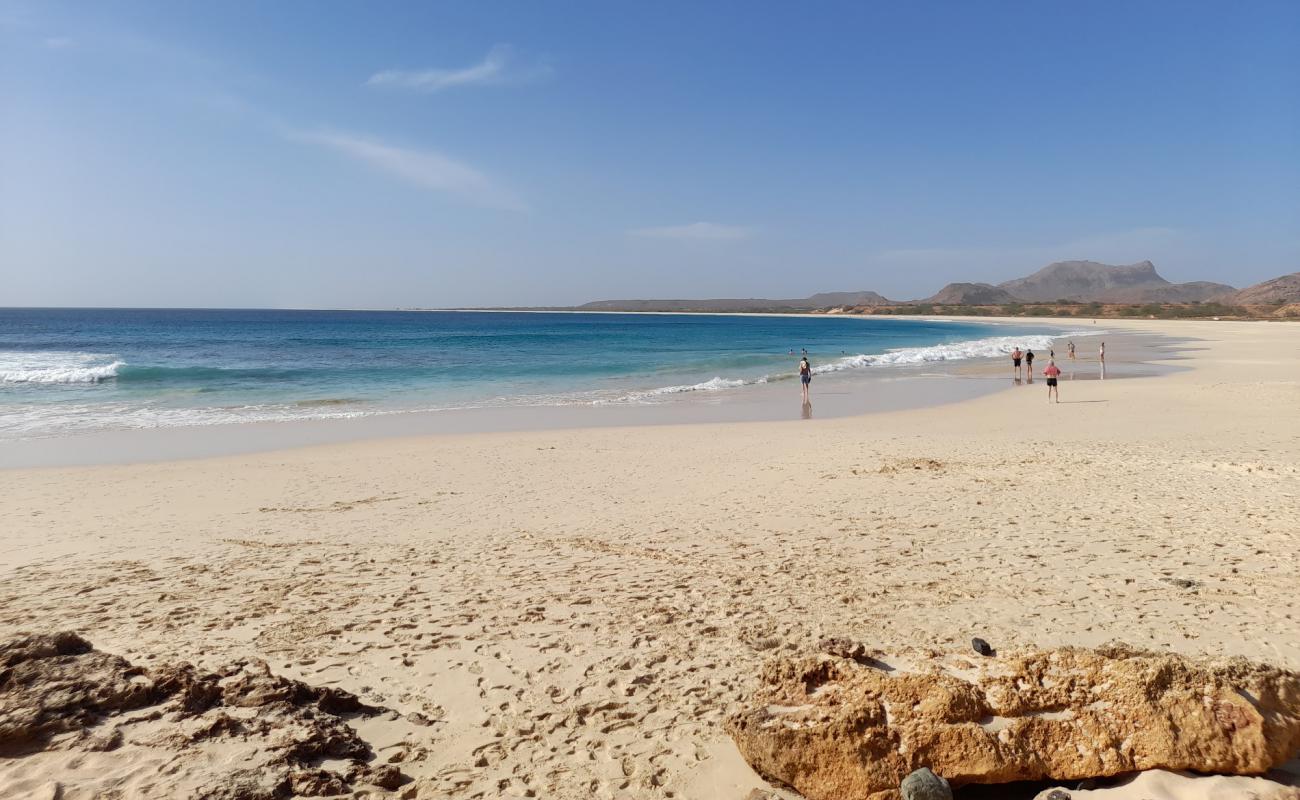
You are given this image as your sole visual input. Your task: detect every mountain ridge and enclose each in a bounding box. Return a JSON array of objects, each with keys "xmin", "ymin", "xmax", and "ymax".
[
  {"xmin": 1229, "ymin": 272, "xmax": 1300, "ymax": 305},
  {"xmin": 996, "ymin": 260, "xmax": 1234, "ymax": 303},
  {"xmin": 565, "ymin": 261, "xmax": 1251, "ymax": 311}
]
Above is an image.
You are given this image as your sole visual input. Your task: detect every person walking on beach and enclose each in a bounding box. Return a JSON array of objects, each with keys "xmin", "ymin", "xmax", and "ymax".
[
  {"xmin": 1043, "ymin": 359, "xmax": 1062, "ymax": 403},
  {"xmin": 1067, "ymin": 341, "xmax": 1076, "ymax": 361},
  {"xmin": 1011, "ymin": 347, "xmax": 1023, "ymax": 380},
  {"xmin": 1099, "ymin": 342, "xmax": 1105, "ymax": 363},
  {"xmin": 1024, "ymin": 348, "xmax": 1035, "ymax": 383},
  {"xmin": 798, "ymin": 355, "xmax": 812, "ymax": 403}
]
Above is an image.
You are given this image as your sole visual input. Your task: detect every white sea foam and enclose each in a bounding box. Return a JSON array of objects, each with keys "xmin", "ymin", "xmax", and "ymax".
[
  {"xmin": 812, "ymin": 331, "xmax": 1087, "ymax": 374},
  {"xmin": 597, "ymin": 330, "xmax": 1098, "ymax": 404},
  {"xmin": 644, "ymin": 376, "xmax": 746, "ymax": 395},
  {"xmin": 0, "ymin": 352, "xmax": 124, "ymax": 384}
]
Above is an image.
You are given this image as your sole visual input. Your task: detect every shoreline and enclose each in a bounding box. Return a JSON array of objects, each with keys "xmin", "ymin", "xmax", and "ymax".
[
  {"xmin": 2, "ymin": 317, "xmax": 1298, "ymax": 798},
  {"xmin": 2, "ymin": 317, "xmax": 1161, "ymax": 469}
]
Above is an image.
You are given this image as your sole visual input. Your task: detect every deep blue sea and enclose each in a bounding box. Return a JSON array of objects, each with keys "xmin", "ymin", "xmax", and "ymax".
[{"xmin": 0, "ymin": 309, "xmax": 1070, "ymax": 439}]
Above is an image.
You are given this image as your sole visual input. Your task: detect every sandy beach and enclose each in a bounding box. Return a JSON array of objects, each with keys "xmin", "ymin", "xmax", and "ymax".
[{"xmin": 3, "ymin": 317, "xmax": 1299, "ymax": 798}]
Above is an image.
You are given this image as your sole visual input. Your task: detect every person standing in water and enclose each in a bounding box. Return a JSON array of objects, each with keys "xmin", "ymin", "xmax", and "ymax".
[
  {"xmin": 799, "ymin": 355, "xmax": 812, "ymax": 403},
  {"xmin": 1067, "ymin": 341, "xmax": 1076, "ymax": 361},
  {"xmin": 1099, "ymin": 342, "xmax": 1105, "ymax": 362},
  {"xmin": 1043, "ymin": 359, "xmax": 1062, "ymax": 403},
  {"xmin": 1011, "ymin": 347, "xmax": 1023, "ymax": 380}
]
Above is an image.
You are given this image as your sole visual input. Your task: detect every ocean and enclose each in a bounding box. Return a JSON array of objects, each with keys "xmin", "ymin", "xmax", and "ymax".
[{"xmin": 0, "ymin": 308, "xmax": 1073, "ymax": 440}]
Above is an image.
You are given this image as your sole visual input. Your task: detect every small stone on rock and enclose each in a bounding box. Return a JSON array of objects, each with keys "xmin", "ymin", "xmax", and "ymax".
[
  {"xmin": 900, "ymin": 767, "xmax": 952, "ymax": 800},
  {"xmin": 971, "ymin": 637, "xmax": 994, "ymax": 656}
]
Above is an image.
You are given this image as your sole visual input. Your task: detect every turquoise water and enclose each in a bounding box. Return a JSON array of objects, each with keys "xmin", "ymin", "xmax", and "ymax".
[{"xmin": 0, "ymin": 309, "xmax": 1069, "ymax": 438}]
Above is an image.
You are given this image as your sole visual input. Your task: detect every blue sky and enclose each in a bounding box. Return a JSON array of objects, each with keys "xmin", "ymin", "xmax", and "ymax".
[{"xmin": 2, "ymin": 1, "xmax": 1297, "ymax": 308}]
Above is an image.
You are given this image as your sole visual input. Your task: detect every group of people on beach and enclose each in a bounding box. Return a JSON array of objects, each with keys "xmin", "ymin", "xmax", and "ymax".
[
  {"xmin": 794, "ymin": 339, "xmax": 1104, "ymax": 408},
  {"xmin": 1009, "ymin": 340, "xmax": 1104, "ymax": 403}
]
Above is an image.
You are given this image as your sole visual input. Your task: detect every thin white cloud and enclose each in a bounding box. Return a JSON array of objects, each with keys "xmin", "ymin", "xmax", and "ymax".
[
  {"xmin": 629, "ymin": 222, "xmax": 753, "ymax": 241},
  {"xmin": 367, "ymin": 44, "xmax": 551, "ymax": 92},
  {"xmin": 286, "ymin": 129, "xmax": 527, "ymax": 212}
]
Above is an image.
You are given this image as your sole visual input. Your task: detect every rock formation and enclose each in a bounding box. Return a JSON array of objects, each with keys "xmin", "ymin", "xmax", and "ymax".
[
  {"xmin": 727, "ymin": 643, "xmax": 1300, "ymax": 800},
  {"xmin": 922, "ymin": 283, "xmax": 1019, "ymax": 305},
  {"xmin": 996, "ymin": 260, "xmax": 1234, "ymax": 303},
  {"xmin": 1231, "ymin": 271, "xmax": 1300, "ymax": 305},
  {"xmin": 0, "ymin": 631, "xmax": 407, "ymax": 797}
]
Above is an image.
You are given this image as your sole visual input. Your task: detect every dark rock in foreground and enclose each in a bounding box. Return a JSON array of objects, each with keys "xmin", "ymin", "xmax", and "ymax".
[{"xmin": 0, "ymin": 631, "xmax": 406, "ymax": 797}]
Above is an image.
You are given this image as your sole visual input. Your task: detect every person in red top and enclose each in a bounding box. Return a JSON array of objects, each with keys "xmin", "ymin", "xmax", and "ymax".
[{"xmin": 1043, "ymin": 359, "xmax": 1062, "ymax": 403}]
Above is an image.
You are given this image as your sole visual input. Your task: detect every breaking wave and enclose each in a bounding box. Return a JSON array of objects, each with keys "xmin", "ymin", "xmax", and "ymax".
[{"xmin": 0, "ymin": 352, "xmax": 124, "ymax": 384}]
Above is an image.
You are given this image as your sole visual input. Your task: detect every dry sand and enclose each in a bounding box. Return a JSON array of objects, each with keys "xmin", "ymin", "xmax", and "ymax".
[{"xmin": 2, "ymin": 318, "xmax": 1298, "ymax": 799}]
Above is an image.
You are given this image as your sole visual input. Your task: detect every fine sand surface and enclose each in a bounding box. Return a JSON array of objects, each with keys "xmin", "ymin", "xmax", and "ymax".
[{"xmin": 2, "ymin": 318, "xmax": 1298, "ymax": 799}]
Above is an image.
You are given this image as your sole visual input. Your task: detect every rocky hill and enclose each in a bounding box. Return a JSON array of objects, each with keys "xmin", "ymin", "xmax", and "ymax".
[
  {"xmin": 1230, "ymin": 272, "xmax": 1300, "ymax": 305},
  {"xmin": 996, "ymin": 260, "xmax": 1234, "ymax": 303},
  {"xmin": 563, "ymin": 261, "xmax": 1254, "ymax": 312},
  {"xmin": 923, "ymin": 283, "xmax": 1019, "ymax": 305}
]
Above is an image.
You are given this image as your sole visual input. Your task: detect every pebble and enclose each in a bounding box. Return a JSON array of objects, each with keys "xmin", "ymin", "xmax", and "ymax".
[
  {"xmin": 971, "ymin": 637, "xmax": 994, "ymax": 656},
  {"xmin": 900, "ymin": 767, "xmax": 952, "ymax": 800}
]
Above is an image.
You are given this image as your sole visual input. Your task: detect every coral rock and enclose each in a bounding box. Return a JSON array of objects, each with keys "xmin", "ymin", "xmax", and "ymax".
[{"xmin": 727, "ymin": 645, "xmax": 1300, "ymax": 800}]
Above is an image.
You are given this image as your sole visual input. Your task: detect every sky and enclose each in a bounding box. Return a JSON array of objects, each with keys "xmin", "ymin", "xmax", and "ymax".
[{"xmin": 2, "ymin": 0, "xmax": 1298, "ymax": 308}]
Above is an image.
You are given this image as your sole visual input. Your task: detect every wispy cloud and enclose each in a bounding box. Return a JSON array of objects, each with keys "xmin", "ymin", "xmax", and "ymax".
[
  {"xmin": 286, "ymin": 129, "xmax": 528, "ymax": 212},
  {"xmin": 629, "ymin": 222, "xmax": 753, "ymax": 241},
  {"xmin": 367, "ymin": 44, "xmax": 551, "ymax": 93}
]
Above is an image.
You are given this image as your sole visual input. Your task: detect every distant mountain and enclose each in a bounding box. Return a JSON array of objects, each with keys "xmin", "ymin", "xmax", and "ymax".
[
  {"xmin": 575, "ymin": 291, "xmax": 893, "ymax": 313},
  {"xmin": 1230, "ymin": 272, "xmax": 1300, "ymax": 305},
  {"xmin": 996, "ymin": 260, "xmax": 1234, "ymax": 303},
  {"xmin": 565, "ymin": 261, "xmax": 1246, "ymax": 312},
  {"xmin": 923, "ymin": 282, "xmax": 1019, "ymax": 305}
]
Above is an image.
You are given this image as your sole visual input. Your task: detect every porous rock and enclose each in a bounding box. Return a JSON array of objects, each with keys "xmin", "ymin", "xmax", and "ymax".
[
  {"xmin": 0, "ymin": 631, "xmax": 407, "ymax": 797},
  {"xmin": 727, "ymin": 644, "xmax": 1300, "ymax": 800}
]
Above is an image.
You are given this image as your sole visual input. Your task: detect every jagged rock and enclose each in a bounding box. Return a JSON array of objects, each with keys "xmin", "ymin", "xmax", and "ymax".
[
  {"xmin": 349, "ymin": 762, "xmax": 406, "ymax": 790},
  {"xmin": 971, "ymin": 637, "xmax": 993, "ymax": 657},
  {"xmin": 0, "ymin": 632, "xmax": 163, "ymax": 754},
  {"xmin": 819, "ymin": 636, "xmax": 869, "ymax": 660},
  {"xmin": 727, "ymin": 645, "xmax": 1300, "ymax": 800},
  {"xmin": 289, "ymin": 768, "xmax": 350, "ymax": 796},
  {"xmin": 900, "ymin": 767, "xmax": 952, "ymax": 799},
  {"xmin": 0, "ymin": 631, "xmax": 407, "ymax": 798}
]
